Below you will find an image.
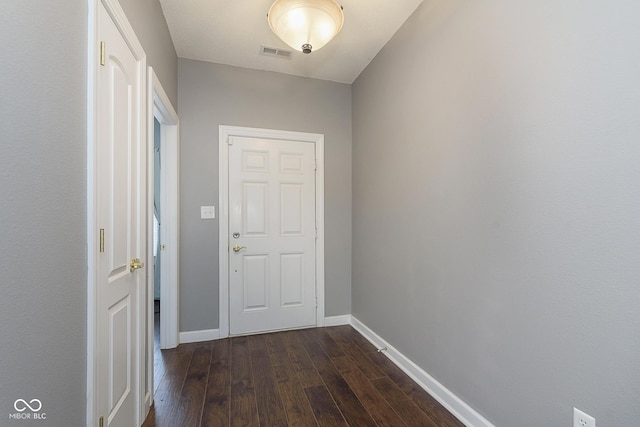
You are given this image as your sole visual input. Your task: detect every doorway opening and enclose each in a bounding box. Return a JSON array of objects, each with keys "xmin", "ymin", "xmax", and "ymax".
[
  {"xmin": 145, "ymin": 68, "xmax": 180, "ymax": 413},
  {"xmin": 152, "ymin": 116, "xmax": 162, "ymax": 389}
]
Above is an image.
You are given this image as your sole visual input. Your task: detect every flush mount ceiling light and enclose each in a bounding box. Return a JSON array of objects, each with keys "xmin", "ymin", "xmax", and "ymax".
[{"xmin": 268, "ymin": 0, "xmax": 344, "ymax": 54}]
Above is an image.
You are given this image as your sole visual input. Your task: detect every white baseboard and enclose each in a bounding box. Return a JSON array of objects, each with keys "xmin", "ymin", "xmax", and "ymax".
[
  {"xmin": 324, "ymin": 314, "xmax": 352, "ymax": 326},
  {"xmin": 350, "ymin": 316, "xmax": 494, "ymax": 427},
  {"xmin": 179, "ymin": 328, "xmax": 220, "ymax": 344},
  {"xmin": 179, "ymin": 316, "xmax": 346, "ymax": 343}
]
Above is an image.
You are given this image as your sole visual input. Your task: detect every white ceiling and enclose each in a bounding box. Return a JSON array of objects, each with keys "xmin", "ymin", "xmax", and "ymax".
[{"xmin": 159, "ymin": 0, "xmax": 424, "ymax": 84}]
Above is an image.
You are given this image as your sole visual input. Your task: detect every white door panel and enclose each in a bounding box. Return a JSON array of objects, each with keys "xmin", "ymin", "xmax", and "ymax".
[
  {"xmin": 281, "ymin": 253, "xmax": 305, "ymax": 306},
  {"xmin": 280, "ymin": 184, "xmax": 304, "ymax": 235},
  {"xmin": 108, "ymin": 296, "xmax": 131, "ymax": 414},
  {"xmin": 96, "ymin": 2, "xmax": 143, "ymax": 426},
  {"xmin": 243, "ymin": 254, "xmax": 269, "ymax": 310},
  {"xmin": 229, "ymin": 136, "xmax": 316, "ymax": 335},
  {"xmin": 242, "ymin": 182, "xmax": 268, "ymax": 236}
]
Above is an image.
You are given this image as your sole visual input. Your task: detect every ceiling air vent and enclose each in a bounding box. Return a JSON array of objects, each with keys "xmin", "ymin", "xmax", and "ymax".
[{"xmin": 260, "ymin": 45, "xmax": 293, "ymax": 60}]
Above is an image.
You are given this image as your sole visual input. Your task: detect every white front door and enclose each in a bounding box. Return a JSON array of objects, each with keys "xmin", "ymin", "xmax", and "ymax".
[
  {"xmin": 228, "ymin": 136, "xmax": 317, "ymax": 335},
  {"xmin": 96, "ymin": 2, "xmax": 145, "ymax": 425}
]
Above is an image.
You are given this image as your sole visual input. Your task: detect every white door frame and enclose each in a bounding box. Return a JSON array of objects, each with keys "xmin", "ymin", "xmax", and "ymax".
[
  {"xmin": 147, "ymin": 67, "xmax": 180, "ymax": 350},
  {"xmin": 218, "ymin": 125, "xmax": 325, "ymax": 338},
  {"xmin": 87, "ymin": 0, "xmax": 147, "ymax": 425},
  {"xmin": 144, "ymin": 68, "xmax": 180, "ymax": 412}
]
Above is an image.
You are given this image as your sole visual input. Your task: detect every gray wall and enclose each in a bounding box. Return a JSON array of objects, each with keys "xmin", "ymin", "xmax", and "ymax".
[
  {"xmin": 352, "ymin": 0, "xmax": 640, "ymax": 426},
  {"xmin": 178, "ymin": 59, "xmax": 352, "ymax": 332},
  {"xmin": 120, "ymin": 0, "xmax": 178, "ymax": 108},
  {"xmin": 1, "ymin": 1, "xmax": 177, "ymax": 425},
  {"xmin": 0, "ymin": 1, "xmax": 87, "ymax": 426}
]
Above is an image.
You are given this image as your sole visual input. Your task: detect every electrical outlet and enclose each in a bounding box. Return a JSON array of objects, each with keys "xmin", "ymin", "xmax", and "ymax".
[{"xmin": 573, "ymin": 408, "xmax": 595, "ymax": 427}]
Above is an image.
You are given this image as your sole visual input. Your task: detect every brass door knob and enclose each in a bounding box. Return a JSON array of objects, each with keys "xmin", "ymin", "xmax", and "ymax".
[
  {"xmin": 130, "ymin": 258, "xmax": 145, "ymax": 272},
  {"xmin": 232, "ymin": 245, "xmax": 247, "ymax": 253}
]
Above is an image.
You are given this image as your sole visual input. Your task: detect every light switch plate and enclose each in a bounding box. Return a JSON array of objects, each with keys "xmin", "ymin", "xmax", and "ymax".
[
  {"xmin": 200, "ymin": 206, "xmax": 215, "ymax": 219},
  {"xmin": 573, "ymin": 408, "xmax": 595, "ymax": 427}
]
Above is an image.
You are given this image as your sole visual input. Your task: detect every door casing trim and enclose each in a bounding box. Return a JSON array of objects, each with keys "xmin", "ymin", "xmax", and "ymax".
[
  {"xmin": 145, "ymin": 67, "xmax": 180, "ymax": 415},
  {"xmin": 218, "ymin": 125, "xmax": 325, "ymax": 338},
  {"xmin": 147, "ymin": 67, "xmax": 180, "ymax": 351}
]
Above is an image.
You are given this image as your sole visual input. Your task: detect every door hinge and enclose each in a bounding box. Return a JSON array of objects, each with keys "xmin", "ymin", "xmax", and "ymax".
[
  {"xmin": 99, "ymin": 416, "xmax": 104, "ymax": 427},
  {"xmin": 227, "ymin": 136, "xmax": 232, "ymax": 145},
  {"xmin": 99, "ymin": 41, "xmax": 105, "ymax": 66},
  {"xmin": 314, "ymin": 160, "xmax": 318, "ymax": 171},
  {"xmin": 99, "ymin": 228, "xmax": 105, "ymax": 253}
]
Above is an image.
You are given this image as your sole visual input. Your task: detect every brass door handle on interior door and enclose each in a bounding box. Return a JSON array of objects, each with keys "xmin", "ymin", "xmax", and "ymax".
[
  {"xmin": 130, "ymin": 258, "xmax": 144, "ymax": 272},
  {"xmin": 232, "ymin": 245, "xmax": 247, "ymax": 253}
]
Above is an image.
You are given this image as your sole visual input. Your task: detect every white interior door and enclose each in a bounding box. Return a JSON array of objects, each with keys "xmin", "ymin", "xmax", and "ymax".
[
  {"xmin": 96, "ymin": 2, "xmax": 145, "ymax": 425},
  {"xmin": 228, "ymin": 136, "xmax": 317, "ymax": 335}
]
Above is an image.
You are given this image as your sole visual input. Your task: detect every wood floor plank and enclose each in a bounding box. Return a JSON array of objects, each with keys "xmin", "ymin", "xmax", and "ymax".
[
  {"xmin": 315, "ymin": 328, "xmax": 346, "ymax": 358},
  {"xmin": 326, "ymin": 327, "xmax": 384, "ymax": 379},
  {"xmin": 322, "ymin": 325, "xmax": 352, "ymax": 345},
  {"xmin": 332, "ymin": 356, "xmax": 407, "ymax": 427},
  {"xmin": 176, "ymin": 342, "xmax": 203, "ymax": 354},
  {"xmin": 230, "ymin": 397, "xmax": 259, "ymax": 427},
  {"xmin": 265, "ymin": 332, "xmax": 288, "ymax": 355},
  {"xmin": 330, "ymin": 325, "xmax": 379, "ymax": 353},
  {"xmin": 304, "ymin": 385, "xmax": 348, "ymax": 427},
  {"xmin": 367, "ymin": 351, "xmax": 465, "ymax": 426},
  {"xmin": 371, "ymin": 376, "xmax": 439, "ymax": 427},
  {"xmin": 230, "ymin": 336, "xmax": 254, "ymax": 401},
  {"xmin": 212, "ymin": 337, "xmax": 231, "ymax": 361},
  {"xmin": 249, "ymin": 335, "xmax": 288, "ymax": 427},
  {"xmin": 295, "ymin": 327, "xmax": 320, "ymax": 345},
  {"xmin": 395, "ymin": 374, "xmax": 465, "ymax": 427},
  {"xmin": 174, "ymin": 344, "xmax": 213, "ymax": 426},
  {"xmin": 280, "ymin": 331, "xmax": 324, "ymax": 389},
  {"xmin": 409, "ymin": 385, "xmax": 466, "ymax": 427},
  {"xmin": 367, "ymin": 350, "xmax": 416, "ymax": 392},
  {"xmin": 303, "ymin": 340, "xmax": 377, "ymax": 426},
  {"xmin": 202, "ymin": 339, "xmax": 231, "ymax": 427},
  {"xmin": 143, "ymin": 347, "xmax": 194, "ymax": 427},
  {"xmin": 269, "ymin": 347, "xmax": 318, "ymax": 427}
]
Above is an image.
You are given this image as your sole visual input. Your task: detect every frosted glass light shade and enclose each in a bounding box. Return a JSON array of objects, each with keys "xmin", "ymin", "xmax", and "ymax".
[{"xmin": 268, "ymin": 0, "xmax": 344, "ymax": 54}]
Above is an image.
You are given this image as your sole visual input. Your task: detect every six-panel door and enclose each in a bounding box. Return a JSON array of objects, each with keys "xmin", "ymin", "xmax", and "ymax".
[
  {"xmin": 96, "ymin": 2, "xmax": 143, "ymax": 425},
  {"xmin": 228, "ymin": 136, "xmax": 316, "ymax": 335}
]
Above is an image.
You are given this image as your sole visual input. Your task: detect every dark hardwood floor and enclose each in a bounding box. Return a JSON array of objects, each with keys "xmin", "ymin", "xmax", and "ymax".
[{"xmin": 143, "ymin": 325, "xmax": 464, "ymax": 427}]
